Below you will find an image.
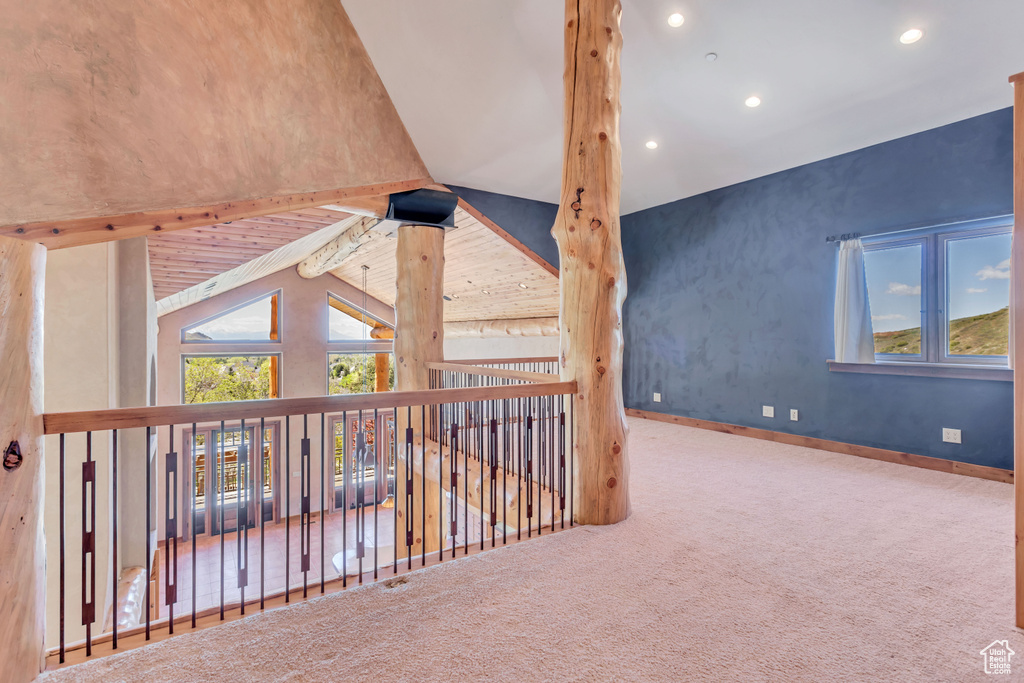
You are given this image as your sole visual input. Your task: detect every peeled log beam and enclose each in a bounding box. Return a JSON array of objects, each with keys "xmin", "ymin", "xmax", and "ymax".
[
  {"xmin": 296, "ymin": 216, "xmax": 381, "ymax": 278},
  {"xmin": 0, "ymin": 236, "xmax": 46, "ymax": 682},
  {"xmin": 551, "ymin": 0, "xmax": 630, "ymax": 525},
  {"xmin": 444, "ymin": 317, "xmax": 559, "ymax": 338}
]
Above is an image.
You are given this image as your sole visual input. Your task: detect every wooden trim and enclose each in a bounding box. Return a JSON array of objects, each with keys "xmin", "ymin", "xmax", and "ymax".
[
  {"xmin": 1, "ymin": 178, "xmax": 431, "ymax": 249},
  {"xmin": 455, "ymin": 197, "xmax": 559, "ymax": 277},
  {"xmin": 43, "ymin": 381, "xmax": 578, "ymax": 435},
  {"xmin": 626, "ymin": 408, "xmax": 1013, "ymax": 484},
  {"xmin": 1011, "ymin": 71, "xmax": 1024, "ymax": 627},
  {"xmin": 1010, "ymin": 71, "xmax": 1024, "ymax": 84},
  {"xmin": 46, "ymin": 520, "xmax": 573, "ymax": 670},
  {"xmin": 445, "ymin": 357, "xmax": 558, "ymax": 366},
  {"xmin": 827, "ymin": 359, "xmax": 1012, "ymax": 381},
  {"xmin": 425, "ymin": 362, "xmax": 560, "ymax": 384}
]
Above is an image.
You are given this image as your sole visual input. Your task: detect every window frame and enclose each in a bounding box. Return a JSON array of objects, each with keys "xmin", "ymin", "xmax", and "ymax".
[
  {"xmin": 180, "ymin": 290, "xmax": 283, "ymax": 344},
  {"xmin": 862, "ymin": 215, "xmax": 1012, "ymax": 368},
  {"xmin": 326, "ymin": 292, "xmax": 393, "ymax": 353}
]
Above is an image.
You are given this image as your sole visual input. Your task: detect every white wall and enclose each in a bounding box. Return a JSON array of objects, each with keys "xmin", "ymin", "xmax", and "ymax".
[
  {"xmin": 43, "ymin": 243, "xmax": 117, "ymax": 649},
  {"xmin": 443, "ymin": 335, "xmax": 558, "ymax": 361}
]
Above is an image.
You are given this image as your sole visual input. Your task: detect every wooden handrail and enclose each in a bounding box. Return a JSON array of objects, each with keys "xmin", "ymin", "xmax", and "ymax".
[
  {"xmin": 426, "ymin": 362, "xmax": 559, "ymax": 384},
  {"xmin": 43, "ymin": 381, "xmax": 577, "ymax": 435},
  {"xmin": 444, "ymin": 357, "xmax": 558, "ymax": 366}
]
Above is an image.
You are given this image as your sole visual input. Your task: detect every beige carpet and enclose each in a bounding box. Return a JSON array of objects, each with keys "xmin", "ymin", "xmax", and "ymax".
[{"xmin": 43, "ymin": 417, "xmax": 1022, "ymax": 682}]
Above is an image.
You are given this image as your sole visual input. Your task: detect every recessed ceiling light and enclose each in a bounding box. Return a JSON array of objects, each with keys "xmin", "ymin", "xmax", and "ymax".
[
  {"xmin": 645, "ymin": 140, "xmax": 659, "ymax": 150},
  {"xmin": 518, "ymin": 283, "xmax": 529, "ymax": 289},
  {"xmin": 705, "ymin": 52, "xmax": 718, "ymax": 62},
  {"xmin": 481, "ymin": 289, "xmax": 490, "ymax": 295},
  {"xmin": 745, "ymin": 96, "xmax": 761, "ymax": 108},
  {"xmin": 452, "ymin": 294, "xmax": 460, "ymax": 299},
  {"xmin": 899, "ymin": 28, "xmax": 923, "ymax": 44},
  {"xmin": 667, "ymin": 13, "xmax": 684, "ymax": 28}
]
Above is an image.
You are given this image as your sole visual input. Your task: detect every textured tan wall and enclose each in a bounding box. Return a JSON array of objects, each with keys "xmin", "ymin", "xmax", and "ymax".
[{"xmin": 0, "ymin": 0, "xmax": 428, "ymax": 226}]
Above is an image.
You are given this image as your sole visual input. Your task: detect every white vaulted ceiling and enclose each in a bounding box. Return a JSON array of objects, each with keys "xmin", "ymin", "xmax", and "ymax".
[{"xmin": 342, "ymin": 0, "xmax": 1024, "ymax": 214}]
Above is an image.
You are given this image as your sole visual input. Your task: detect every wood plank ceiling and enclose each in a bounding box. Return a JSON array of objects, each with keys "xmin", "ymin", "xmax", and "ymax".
[
  {"xmin": 330, "ymin": 206, "xmax": 559, "ymax": 322},
  {"xmin": 149, "ymin": 207, "xmax": 351, "ymax": 300}
]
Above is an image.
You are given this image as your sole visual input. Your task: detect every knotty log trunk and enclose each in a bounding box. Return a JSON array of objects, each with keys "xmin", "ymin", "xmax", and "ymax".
[
  {"xmin": 551, "ymin": 0, "xmax": 630, "ymax": 525},
  {"xmin": 394, "ymin": 225, "xmax": 445, "ymax": 554},
  {"xmin": 0, "ymin": 235, "xmax": 47, "ymax": 682}
]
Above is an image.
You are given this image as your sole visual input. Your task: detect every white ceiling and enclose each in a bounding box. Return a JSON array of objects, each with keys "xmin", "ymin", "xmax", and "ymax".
[{"xmin": 343, "ymin": 0, "xmax": 1024, "ymax": 215}]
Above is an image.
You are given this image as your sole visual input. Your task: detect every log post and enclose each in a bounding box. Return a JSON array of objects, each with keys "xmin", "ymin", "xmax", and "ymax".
[
  {"xmin": 1011, "ymin": 69, "xmax": 1024, "ymax": 628},
  {"xmin": 394, "ymin": 224, "xmax": 445, "ymax": 554},
  {"xmin": 551, "ymin": 0, "xmax": 630, "ymax": 525},
  {"xmin": 0, "ymin": 235, "xmax": 47, "ymax": 682}
]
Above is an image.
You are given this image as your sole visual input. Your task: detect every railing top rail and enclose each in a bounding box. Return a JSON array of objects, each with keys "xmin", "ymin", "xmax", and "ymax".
[
  {"xmin": 43, "ymin": 381, "xmax": 578, "ymax": 435},
  {"xmin": 426, "ymin": 361, "xmax": 559, "ymax": 384},
  {"xmin": 443, "ymin": 356, "xmax": 558, "ymax": 366}
]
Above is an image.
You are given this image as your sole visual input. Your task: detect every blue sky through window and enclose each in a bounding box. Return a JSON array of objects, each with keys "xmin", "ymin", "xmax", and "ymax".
[
  {"xmin": 946, "ymin": 232, "xmax": 1010, "ymax": 321},
  {"xmin": 864, "ymin": 244, "xmax": 922, "ymax": 333}
]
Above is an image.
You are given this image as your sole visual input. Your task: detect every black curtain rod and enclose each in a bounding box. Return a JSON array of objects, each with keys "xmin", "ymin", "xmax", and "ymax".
[{"xmin": 825, "ymin": 232, "xmax": 861, "ymax": 244}]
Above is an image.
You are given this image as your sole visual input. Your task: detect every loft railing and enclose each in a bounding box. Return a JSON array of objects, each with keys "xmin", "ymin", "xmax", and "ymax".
[{"xmin": 44, "ymin": 371, "xmax": 576, "ymax": 668}]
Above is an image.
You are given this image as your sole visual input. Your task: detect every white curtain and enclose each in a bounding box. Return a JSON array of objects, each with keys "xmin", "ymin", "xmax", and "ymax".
[{"xmin": 834, "ymin": 238, "xmax": 875, "ymax": 363}]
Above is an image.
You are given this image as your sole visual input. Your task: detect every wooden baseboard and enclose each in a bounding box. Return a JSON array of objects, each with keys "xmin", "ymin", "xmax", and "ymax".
[{"xmin": 625, "ymin": 408, "xmax": 1013, "ymax": 484}]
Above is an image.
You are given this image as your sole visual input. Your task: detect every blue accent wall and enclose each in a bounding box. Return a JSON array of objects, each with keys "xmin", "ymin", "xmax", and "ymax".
[
  {"xmin": 621, "ymin": 109, "xmax": 1014, "ymax": 470},
  {"xmin": 446, "ymin": 185, "xmax": 560, "ymax": 270}
]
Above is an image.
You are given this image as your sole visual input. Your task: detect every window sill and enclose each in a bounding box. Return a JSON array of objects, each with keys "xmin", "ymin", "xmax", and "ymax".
[{"xmin": 827, "ymin": 360, "xmax": 1012, "ymax": 382}]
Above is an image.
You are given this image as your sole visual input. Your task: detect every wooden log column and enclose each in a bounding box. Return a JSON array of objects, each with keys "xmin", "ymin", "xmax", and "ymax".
[
  {"xmin": 551, "ymin": 0, "xmax": 630, "ymax": 525},
  {"xmin": 1011, "ymin": 69, "xmax": 1024, "ymax": 629},
  {"xmin": 0, "ymin": 235, "xmax": 47, "ymax": 682},
  {"xmin": 394, "ymin": 224, "xmax": 445, "ymax": 554}
]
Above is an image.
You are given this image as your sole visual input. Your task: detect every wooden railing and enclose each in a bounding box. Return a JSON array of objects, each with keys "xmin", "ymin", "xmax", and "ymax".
[{"xmin": 44, "ymin": 370, "xmax": 576, "ymax": 668}]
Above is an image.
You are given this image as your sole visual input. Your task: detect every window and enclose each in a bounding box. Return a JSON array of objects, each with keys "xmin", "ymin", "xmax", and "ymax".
[
  {"xmin": 862, "ymin": 216, "xmax": 1010, "ymax": 366},
  {"xmin": 182, "ymin": 354, "xmax": 281, "ymax": 403},
  {"xmin": 328, "ymin": 353, "xmax": 394, "ymax": 395},
  {"xmin": 182, "ymin": 291, "xmax": 281, "ymax": 343},
  {"xmin": 327, "ymin": 293, "xmax": 394, "ymax": 393}
]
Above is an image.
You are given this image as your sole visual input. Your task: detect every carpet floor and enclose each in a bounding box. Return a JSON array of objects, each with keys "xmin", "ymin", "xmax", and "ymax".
[{"xmin": 42, "ymin": 417, "xmax": 1022, "ymax": 682}]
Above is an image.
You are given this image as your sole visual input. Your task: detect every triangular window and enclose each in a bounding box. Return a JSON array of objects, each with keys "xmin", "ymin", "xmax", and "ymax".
[{"xmin": 182, "ymin": 291, "xmax": 281, "ymax": 343}]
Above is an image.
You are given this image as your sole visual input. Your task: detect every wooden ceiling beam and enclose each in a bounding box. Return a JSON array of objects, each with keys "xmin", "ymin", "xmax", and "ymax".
[
  {"xmin": 296, "ymin": 216, "xmax": 382, "ymax": 279},
  {"xmin": 0, "ymin": 178, "xmax": 429, "ymax": 249}
]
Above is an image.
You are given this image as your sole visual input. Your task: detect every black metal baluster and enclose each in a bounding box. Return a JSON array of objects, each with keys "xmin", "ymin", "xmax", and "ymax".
[
  {"xmin": 559, "ymin": 397, "xmax": 566, "ymax": 529},
  {"xmin": 285, "ymin": 416, "xmax": 291, "ymax": 601},
  {"xmin": 449, "ymin": 421, "xmax": 459, "ymax": 559},
  {"xmin": 59, "ymin": 432, "xmax": 65, "ymax": 663},
  {"xmin": 372, "ymin": 409, "xmax": 379, "ymax": 580},
  {"xmin": 517, "ymin": 398, "xmax": 523, "ymax": 541},
  {"xmin": 420, "ymin": 405, "xmax": 426, "ymax": 567},
  {"xmin": 219, "ymin": 421, "xmax": 225, "ymax": 620},
  {"xmin": 550, "ymin": 395, "xmax": 555, "ymax": 534},
  {"xmin": 191, "ymin": 423, "xmax": 197, "ymax": 627},
  {"xmin": 321, "ymin": 412, "xmax": 326, "ymax": 593},
  {"xmin": 342, "ymin": 411, "xmax": 348, "ymax": 588},
  {"xmin": 355, "ymin": 411, "xmax": 364, "ymax": 582},
  {"xmin": 466, "ymin": 399, "xmax": 472, "ymax": 556},
  {"xmin": 111, "ymin": 430, "xmax": 118, "ymax": 649},
  {"xmin": 301, "ymin": 414, "xmax": 311, "ymax": 596},
  {"xmin": 526, "ymin": 405, "xmax": 533, "ymax": 538},
  {"xmin": 237, "ymin": 420, "xmax": 247, "ymax": 614},
  {"xmin": 502, "ymin": 397, "xmax": 508, "ymax": 545},
  {"xmin": 403, "ymin": 406, "xmax": 412, "ymax": 570},
  {"xmin": 259, "ymin": 417, "xmax": 265, "ymax": 609},
  {"xmin": 82, "ymin": 432, "xmax": 96, "ymax": 656},
  {"xmin": 489, "ymin": 412, "xmax": 497, "ymax": 548},
  {"xmin": 165, "ymin": 427, "xmax": 178, "ymax": 632},
  {"xmin": 570, "ymin": 397, "xmax": 575, "ymax": 527},
  {"xmin": 437, "ymin": 402, "xmax": 443, "ymax": 564},
  {"xmin": 146, "ymin": 425, "xmax": 152, "ymax": 638}
]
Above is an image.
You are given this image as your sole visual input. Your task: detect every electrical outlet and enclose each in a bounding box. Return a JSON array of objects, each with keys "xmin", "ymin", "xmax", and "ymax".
[
  {"xmin": 942, "ymin": 428, "xmax": 961, "ymax": 444},
  {"xmin": 790, "ymin": 409, "xmax": 799, "ymax": 421},
  {"xmin": 653, "ymin": 392, "xmax": 662, "ymax": 403},
  {"xmin": 762, "ymin": 405, "xmax": 774, "ymax": 418}
]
